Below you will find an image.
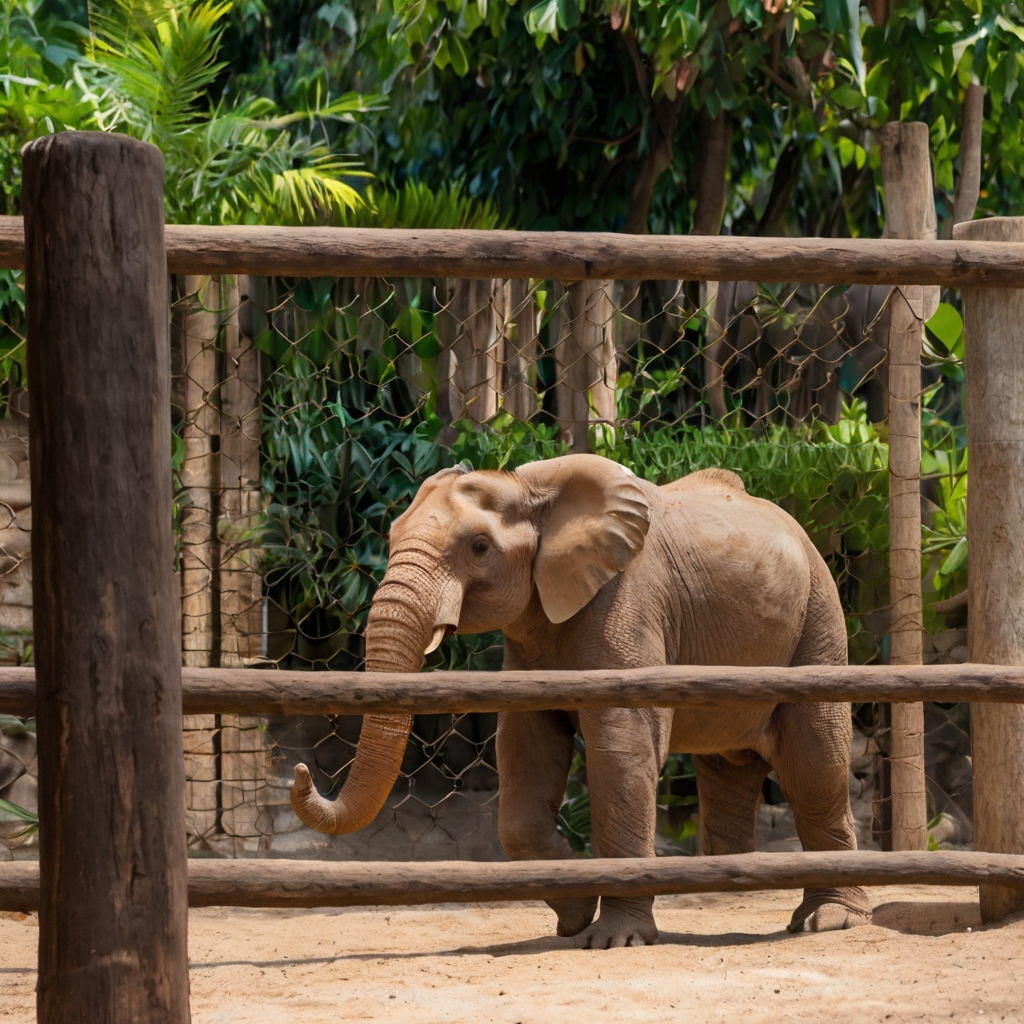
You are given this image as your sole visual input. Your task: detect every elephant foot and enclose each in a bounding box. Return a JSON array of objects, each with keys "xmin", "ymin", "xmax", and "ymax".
[
  {"xmin": 787, "ymin": 902, "xmax": 872, "ymax": 933},
  {"xmin": 567, "ymin": 896, "xmax": 658, "ymax": 949},
  {"xmin": 547, "ymin": 896, "xmax": 598, "ymax": 937}
]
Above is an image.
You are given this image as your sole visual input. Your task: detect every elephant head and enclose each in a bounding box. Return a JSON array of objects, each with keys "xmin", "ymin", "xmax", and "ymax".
[{"xmin": 289, "ymin": 453, "xmax": 651, "ymax": 834}]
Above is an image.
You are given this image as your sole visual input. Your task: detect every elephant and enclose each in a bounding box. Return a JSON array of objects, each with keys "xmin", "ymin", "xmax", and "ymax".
[{"xmin": 289, "ymin": 453, "xmax": 871, "ymax": 946}]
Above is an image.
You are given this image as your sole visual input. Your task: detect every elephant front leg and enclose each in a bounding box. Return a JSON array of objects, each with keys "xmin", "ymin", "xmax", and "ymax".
[
  {"xmin": 496, "ymin": 710, "xmax": 598, "ymax": 937},
  {"xmin": 572, "ymin": 707, "xmax": 672, "ymax": 949}
]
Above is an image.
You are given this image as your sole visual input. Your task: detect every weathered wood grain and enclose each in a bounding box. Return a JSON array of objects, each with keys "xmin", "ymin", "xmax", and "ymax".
[
  {"xmin": 958, "ymin": 215, "xmax": 1024, "ymax": 923},
  {"xmin": 880, "ymin": 122, "xmax": 932, "ymax": 853},
  {"xmin": 5, "ymin": 216, "xmax": 1024, "ymax": 284},
  {"xmin": 22, "ymin": 132, "xmax": 189, "ymax": 1022},
  {"xmin": 3, "ymin": 663, "xmax": 1024, "ymax": 718},
  {"xmin": 2, "ymin": 850, "xmax": 1023, "ymax": 913}
]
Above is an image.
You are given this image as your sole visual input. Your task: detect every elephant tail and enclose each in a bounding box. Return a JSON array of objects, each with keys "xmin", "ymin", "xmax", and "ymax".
[{"xmin": 662, "ymin": 468, "xmax": 746, "ymax": 493}]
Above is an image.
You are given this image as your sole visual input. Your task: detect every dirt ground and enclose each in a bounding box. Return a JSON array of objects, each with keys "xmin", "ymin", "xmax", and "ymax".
[{"xmin": 1, "ymin": 886, "xmax": 1021, "ymax": 1023}]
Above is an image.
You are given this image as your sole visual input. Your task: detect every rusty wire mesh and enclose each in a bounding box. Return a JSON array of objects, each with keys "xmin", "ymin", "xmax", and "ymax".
[{"xmin": 1, "ymin": 270, "xmax": 972, "ymax": 862}]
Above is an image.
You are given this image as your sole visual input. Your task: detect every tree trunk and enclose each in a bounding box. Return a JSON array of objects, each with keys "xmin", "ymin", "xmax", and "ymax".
[
  {"xmin": 23, "ymin": 131, "xmax": 189, "ymax": 1023},
  {"xmin": 692, "ymin": 111, "xmax": 733, "ymax": 237},
  {"xmin": 955, "ymin": 214, "xmax": 1024, "ymax": 923},
  {"xmin": 694, "ymin": 110, "xmax": 734, "ymax": 414},
  {"xmin": 878, "ymin": 121, "xmax": 938, "ymax": 852},
  {"xmin": 625, "ymin": 95, "xmax": 682, "ymax": 235}
]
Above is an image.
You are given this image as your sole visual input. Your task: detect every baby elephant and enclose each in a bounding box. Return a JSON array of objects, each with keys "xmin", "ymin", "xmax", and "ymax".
[{"xmin": 290, "ymin": 454, "xmax": 871, "ymax": 946}]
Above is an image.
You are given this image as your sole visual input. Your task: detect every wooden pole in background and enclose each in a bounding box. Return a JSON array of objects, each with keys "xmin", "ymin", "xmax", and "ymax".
[
  {"xmin": 953, "ymin": 85, "xmax": 985, "ymax": 228},
  {"xmin": 556, "ymin": 280, "xmax": 616, "ymax": 452},
  {"xmin": 955, "ymin": 214, "xmax": 1024, "ymax": 923},
  {"xmin": 179, "ymin": 274, "xmax": 221, "ymax": 839},
  {"xmin": 180, "ymin": 274, "xmax": 220, "ymax": 667},
  {"xmin": 502, "ymin": 279, "xmax": 539, "ymax": 422},
  {"xmin": 879, "ymin": 121, "xmax": 936, "ymax": 852},
  {"xmin": 23, "ymin": 132, "xmax": 189, "ymax": 1021}
]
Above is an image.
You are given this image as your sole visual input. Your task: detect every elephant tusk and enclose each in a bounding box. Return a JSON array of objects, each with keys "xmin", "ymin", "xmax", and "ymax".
[
  {"xmin": 424, "ymin": 624, "xmax": 448, "ymax": 655},
  {"xmin": 423, "ymin": 578, "xmax": 463, "ymax": 655}
]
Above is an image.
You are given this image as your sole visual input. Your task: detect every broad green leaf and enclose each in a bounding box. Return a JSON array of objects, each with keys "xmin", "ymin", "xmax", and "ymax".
[
  {"xmin": 927, "ymin": 302, "xmax": 965, "ymax": 356},
  {"xmin": 448, "ymin": 34, "xmax": 469, "ymax": 76},
  {"xmin": 940, "ymin": 536, "xmax": 968, "ymax": 577},
  {"xmin": 524, "ymin": 0, "xmax": 559, "ymax": 37}
]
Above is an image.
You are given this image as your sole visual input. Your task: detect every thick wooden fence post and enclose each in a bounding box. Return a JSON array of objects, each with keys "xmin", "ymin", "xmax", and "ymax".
[
  {"xmin": 879, "ymin": 121, "xmax": 936, "ymax": 852},
  {"xmin": 23, "ymin": 133, "xmax": 189, "ymax": 1020},
  {"xmin": 955, "ymin": 215, "xmax": 1024, "ymax": 923}
]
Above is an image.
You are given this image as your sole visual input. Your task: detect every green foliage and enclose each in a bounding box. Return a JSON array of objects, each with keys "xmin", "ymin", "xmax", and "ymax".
[
  {"xmin": 334, "ymin": 179, "xmax": 503, "ymax": 229},
  {"xmin": 0, "ymin": 0, "xmax": 383, "ymax": 224},
  {"xmin": 78, "ymin": 0, "xmax": 377, "ymax": 224},
  {"xmin": 597, "ymin": 399, "xmax": 891, "ymax": 558},
  {"xmin": 0, "ymin": 0, "xmax": 91, "ymax": 213},
  {"xmin": 0, "ymin": 796, "xmax": 37, "ymax": 839},
  {"xmin": 260, "ymin": 349, "xmax": 568, "ymax": 667},
  {"xmin": 556, "ymin": 736, "xmax": 592, "ymax": 854},
  {"xmin": 922, "ymin": 438, "xmax": 967, "ymax": 604},
  {"xmin": 218, "ymin": 0, "xmax": 1024, "ymax": 237}
]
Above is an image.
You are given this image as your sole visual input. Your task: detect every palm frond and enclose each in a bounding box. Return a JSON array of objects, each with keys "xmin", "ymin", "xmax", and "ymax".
[
  {"xmin": 336, "ymin": 180, "xmax": 503, "ymax": 230},
  {"xmin": 75, "ymin": 0, "xmax": 380, "ymax": 225}
]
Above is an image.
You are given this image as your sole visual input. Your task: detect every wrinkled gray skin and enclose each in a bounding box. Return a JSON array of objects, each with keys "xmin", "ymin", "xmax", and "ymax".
[{"xmin": 290, "ymin": 454, "xmax": 871, "ymax": 947}]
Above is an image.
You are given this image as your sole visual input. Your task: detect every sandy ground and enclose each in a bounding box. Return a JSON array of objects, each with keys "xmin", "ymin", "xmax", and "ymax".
[{"xmin": 1, "ymin": 886, "xmax": 1021, "ymax": 1023}]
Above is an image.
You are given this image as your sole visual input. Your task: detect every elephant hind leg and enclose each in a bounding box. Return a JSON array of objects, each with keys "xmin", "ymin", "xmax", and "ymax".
[
  {"xmin": 767, "ymin": 701, "xmax": 872, "ymax": 932},
  {"xmin": 693, "ymin": 751, "xmax": 771, "ymax": 856},
  {"xmin": 495, "ymin": 710, "xmax": 597, "ymax": 937}
]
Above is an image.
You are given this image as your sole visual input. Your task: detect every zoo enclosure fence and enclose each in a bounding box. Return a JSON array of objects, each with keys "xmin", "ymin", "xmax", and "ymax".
[
  {"xmin": 0, "ymin": 227, "xmax": 978, "ymax": 861},
  {"xmin": 0, "ymin": 203, "xmax": 1023, "ymax": 883}
]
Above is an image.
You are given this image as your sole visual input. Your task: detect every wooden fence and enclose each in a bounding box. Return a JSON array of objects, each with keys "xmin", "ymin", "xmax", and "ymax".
[{"xmin": 3, "ymin": 130, "xmax": 1024, "ymax": 1022}]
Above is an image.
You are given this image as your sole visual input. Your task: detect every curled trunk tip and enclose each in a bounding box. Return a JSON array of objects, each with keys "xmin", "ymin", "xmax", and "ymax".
[{"xmin": 289, "ymin": 714, "xmax": 414, "ymax": 835}]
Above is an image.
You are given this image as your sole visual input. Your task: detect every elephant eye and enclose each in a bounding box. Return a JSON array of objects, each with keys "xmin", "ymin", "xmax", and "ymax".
[{"xmin": 471, "ymin": 537, "xmax": 491, "ymax": 556}]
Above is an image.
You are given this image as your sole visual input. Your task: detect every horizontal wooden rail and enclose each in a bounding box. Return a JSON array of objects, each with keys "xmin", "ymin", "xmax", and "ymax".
[
  {"xmin": 1, "ymin": 663, "xmax": 1022, "ymax": 718},
  {"xmin": 3, "ymin": 216, "xmax": 1024, "ymax": 284},
  {"xmin": 1, "ymin": 851, "xmax": 1022, "ymax": 913}
]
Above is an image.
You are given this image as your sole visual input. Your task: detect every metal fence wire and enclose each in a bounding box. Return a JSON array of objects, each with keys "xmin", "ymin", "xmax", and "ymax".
[{"xmin": 0, "ymin": 271, "xmax": 972, "ymax": 862}]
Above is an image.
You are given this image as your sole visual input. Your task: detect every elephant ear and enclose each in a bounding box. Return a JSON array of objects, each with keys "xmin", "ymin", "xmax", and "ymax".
[{"xmin": 516, "ymin": 454, "xmax": 651, "ymax": 624}]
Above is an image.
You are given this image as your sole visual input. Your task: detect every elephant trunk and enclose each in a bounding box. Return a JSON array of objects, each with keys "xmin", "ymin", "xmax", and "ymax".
[{"xmin": 289, "ymin": 543, "xmax": 459, "ymax": 835}]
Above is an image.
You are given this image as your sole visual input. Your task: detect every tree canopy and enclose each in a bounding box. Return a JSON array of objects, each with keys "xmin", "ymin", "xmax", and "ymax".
[{"xmin": 218, "ymin": 0, "xmax": 1024, "ymax": 237}]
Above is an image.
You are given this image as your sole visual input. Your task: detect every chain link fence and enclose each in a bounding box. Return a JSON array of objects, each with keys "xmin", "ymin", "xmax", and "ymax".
[{"xmin": 1, "ymin": 269, "xmax": 972, "ymax": 861}]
